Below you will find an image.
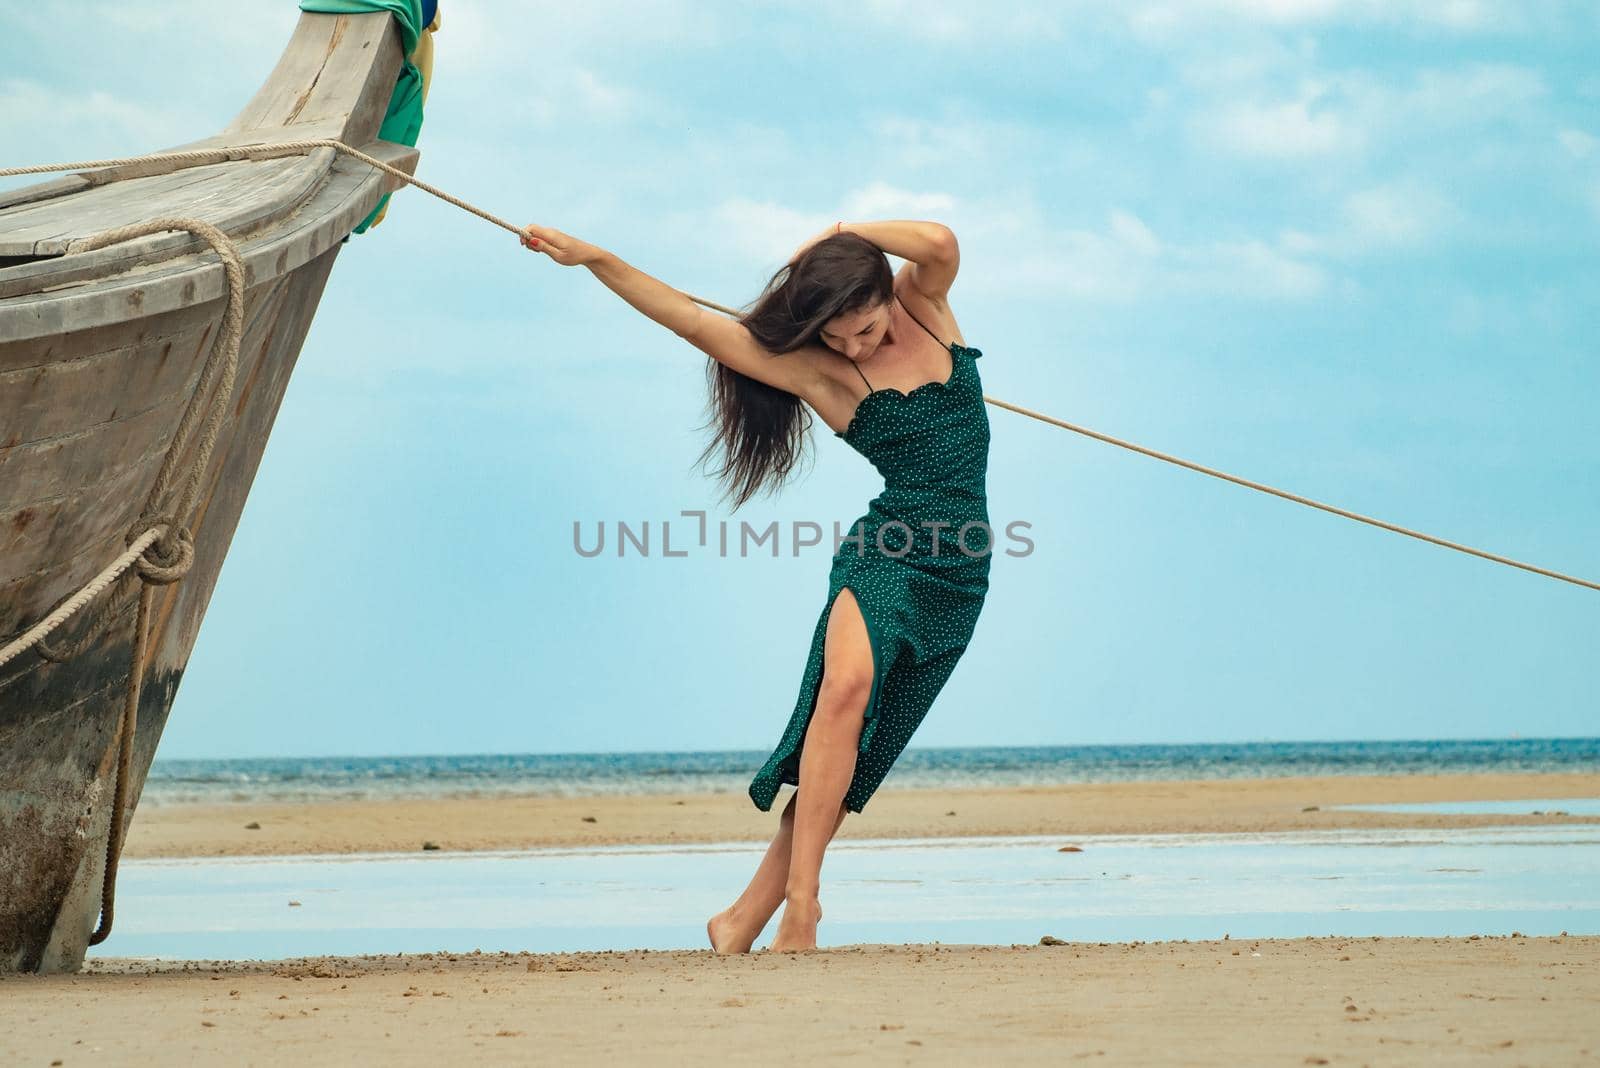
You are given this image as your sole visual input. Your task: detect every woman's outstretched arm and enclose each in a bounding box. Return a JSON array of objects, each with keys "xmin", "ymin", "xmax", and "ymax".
[
  {"xmin": 520, "ymin": 222, "xmax": 821, "ymax": 397},
  {"xmin": 521, "ymin": 223, "xmax": 701, "ymax": 338}
]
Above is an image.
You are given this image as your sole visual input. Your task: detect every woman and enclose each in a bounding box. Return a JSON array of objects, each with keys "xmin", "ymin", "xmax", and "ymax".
[{"xmin": 521, "ymin": 219, "xmax": 992, "ymax": 953}]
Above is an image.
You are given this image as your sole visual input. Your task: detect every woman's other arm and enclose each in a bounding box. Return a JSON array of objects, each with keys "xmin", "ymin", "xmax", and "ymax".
[
  {"xmin": 853, "ymin": 220, "xmax": 960, "ymax": 304},
  {"xmin": 792, "ymin": 219, "xmax": 959, "ymax": 303}
]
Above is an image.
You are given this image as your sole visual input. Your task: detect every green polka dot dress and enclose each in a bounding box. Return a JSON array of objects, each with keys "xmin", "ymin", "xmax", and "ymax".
[{"xmin": 748, "ymin": 296, "xmax": 992, "ymax": 814}]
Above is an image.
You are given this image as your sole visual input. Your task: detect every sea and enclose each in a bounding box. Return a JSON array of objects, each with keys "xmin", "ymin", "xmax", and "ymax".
[{"xmin": 142, "ymin": 736, "xmax": 1600, "ymax": 807}]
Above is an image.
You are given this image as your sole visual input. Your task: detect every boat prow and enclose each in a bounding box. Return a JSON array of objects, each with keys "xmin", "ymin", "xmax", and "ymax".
[{"xmin": 1, "ymin": 9, "xmax": 422, "ymax": 973}]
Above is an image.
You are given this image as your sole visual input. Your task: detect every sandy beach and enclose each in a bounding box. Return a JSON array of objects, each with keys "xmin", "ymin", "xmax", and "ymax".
[
  {"xmin": 125, "ymin": 771, "xmax": 1600, "ymax": 857},
  {"xmin": 7, "ymin": 937, "xmax": 1597, "ymax": 1064},
  {"xmin": 9, "ymin": 771, "xmax": 1590, "ymax": 1063}
]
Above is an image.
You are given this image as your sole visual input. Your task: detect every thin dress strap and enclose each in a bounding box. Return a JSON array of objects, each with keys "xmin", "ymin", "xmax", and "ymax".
[
  {"xmin": 850, "ymin": 360, "xmax": 873, "ymax": 392},
  {"xmin": 896, "ymin": 294, "xmax": 948, "ymax": 348}
]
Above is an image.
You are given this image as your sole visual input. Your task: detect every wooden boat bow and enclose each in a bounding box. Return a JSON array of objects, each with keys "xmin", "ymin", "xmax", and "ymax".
[{"xmin": 0, "ymin": 9, "xmax": 422, "ymax": 973}]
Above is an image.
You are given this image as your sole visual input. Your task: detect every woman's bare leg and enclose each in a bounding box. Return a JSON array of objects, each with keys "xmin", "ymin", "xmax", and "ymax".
[
  {"xmin": 706, "ymin": 790, "xmax": 847, "ymax": 954},
  {"xmin": 770, "ymin": 586, "xmax": 873, "ymax": 952}
]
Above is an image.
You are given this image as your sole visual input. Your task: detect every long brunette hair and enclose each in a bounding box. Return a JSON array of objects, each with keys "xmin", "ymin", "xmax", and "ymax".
[{"xmin": 694, "ymin": 232, "xmax": 893, "ymax": 510}]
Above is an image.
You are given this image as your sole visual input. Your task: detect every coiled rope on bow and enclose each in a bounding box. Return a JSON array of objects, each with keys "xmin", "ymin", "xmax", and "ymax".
[{"xmin": 0, "ymin": 216, "xmax": 244, "ymax": 945}]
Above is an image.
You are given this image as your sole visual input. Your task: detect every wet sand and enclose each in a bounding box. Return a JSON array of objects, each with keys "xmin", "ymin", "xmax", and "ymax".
[
  {"xmin": 125, "ymin": 771, "xmax": 1600, "ymax": 858},
  {"xmin": 15, "ymin": 772, "xmax": 1597, "ymax": 1061},
  {"xmin": 8, "ymin": 937, "xmax": 1597, "ymax": 1065}
]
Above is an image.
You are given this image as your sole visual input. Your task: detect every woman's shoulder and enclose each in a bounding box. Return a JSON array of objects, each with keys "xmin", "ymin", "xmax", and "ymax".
[{"xmin": 893, "ymin": 268, "xmax": 966, "ymax": 348}]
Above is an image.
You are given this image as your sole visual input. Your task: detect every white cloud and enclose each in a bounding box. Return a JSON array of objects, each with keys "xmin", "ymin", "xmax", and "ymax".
[
  {"xmin": 952, "ymin": 200, "xmax": 1326, "ymax": 302},
  {"xmin": 711, "ymin": 198, "xmax": 829, "ymax": 263},
  {"xmin": 1188, "ymin": 63, "xmax": 1546, "ymax": 165},
  {"xmin": 568, "ymin": 68, "xmax": 649, "ymax": 122},
  {"xmin": 870, "ymin": 116, "xmax": 1018, "ymax": 171},
  {"xmin": 13, "ymin": 1, "xmax": 292, "ymax": 53},
  {"xmin": 0, "ymin": 79, "xmax": 206, "ymax": 178},
  {"xmin": 445, "ymin": 64, "xmax": 673, "ymax": 132},
  {"xmin": 1177, "ymin": 237, "xmax": 1328, "ymax": 298},
  {"xmin": 1109, "ymin": 210, "xmax": 1163, "ymax": 255},
  {"xmin": 443, "ymin": 1, "xmax": 724, "ymax": 71},
  {"xmin": 1342, "ymin": 186, "xmax": 1441, "ymax": 247},
  {"xmin": 1277, "ymin": 182, "xmax": 1455, "ymax": 256},
  {"xmin": 707, "ymin": 183, "xmax": 959, "ymax": 266},
  {"xmin": 954, "ymin": 201, "xmax": 1149, "ymax": 301},
  {"xmin": 399, "ymin": 2, "xmax": 708, "ymax": 133},
  {"xmin": 840, "ymin": 181, "xmax": 958, "ymax": 220},
  {"xmin": 842, "ymin": 0, "xmax": 1069, "ymax": 42},
  {"xmin": 1558, "ymin": 129, "xmax": 1598, "ymax": 160},
  {"xmin": 1193, "ymin": 88, "xmax": 1363, "ymax": 159},
  {"xmin": 1346, "ymin": 183, "xmax": 1452, "ymax": 248},
  {"xmin": 1396, "ymin": 64, "xmax": 1546, "ymax": 124},
  {"xmin": 1427, "ymin": 0, "xmax": 1505, "ymax": 31},
  {"xmin": 1133, "ymin": 0, "xmax": 1338, "ymax": 33},
  {"xmin": 1130, "ymin": 0, "xmax": 1519, "ymax": 36},
  {"xmin": 1174, "ymin": 38, "xmax": 1311, "ymax": 92},
  {"xmin": 1219, "ymin": 0, "xmax": 1344, "ymax": 19}
]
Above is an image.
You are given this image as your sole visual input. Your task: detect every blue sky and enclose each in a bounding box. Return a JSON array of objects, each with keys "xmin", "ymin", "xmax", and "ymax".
[{"xmin": 4, "ymin": 2, "xmax": 1595, "ymax": 758}]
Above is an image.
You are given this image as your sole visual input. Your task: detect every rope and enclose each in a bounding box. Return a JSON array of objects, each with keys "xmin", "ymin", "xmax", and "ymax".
[
  {"xmin": 0, "ymin": 529, "xmax": 162, "ymax": 670},
  {"xmin": 0, "ymin": 141, "xmax": 1591, "ymax": 650},
  {"xmin": 0, "ymin": 141, "xmax": 1589, "ymax": 671},
  {"xmin": 0, "ymin": 133, "xmax": 1591, "ymax": 946},
  {"xmin": 984, "ymin": 397, "xmax": 1599, "ymax": 593},
  {"xmin": 0, "ymin": 141, "xmax": 745, "ymax": 317},
  {"xmin": 88, "ymin": 584, "xmax": 153, "ymax": 947},
  {"xmin": 0, "ymin": 141, "xmax": 1591, "ymax": 684},
  {"xmin": 0, "ymin": 215, "xmax": 246, "ymax": 946},
  {"xmin": 8, "ymin": 141, "xmax": 1592, "ymax": 593}
]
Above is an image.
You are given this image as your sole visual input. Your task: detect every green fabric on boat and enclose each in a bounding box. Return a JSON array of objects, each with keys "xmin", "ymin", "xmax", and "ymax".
[{"xmin": 298, "ymin": 0, "xmax": 427, "ymax": 233}]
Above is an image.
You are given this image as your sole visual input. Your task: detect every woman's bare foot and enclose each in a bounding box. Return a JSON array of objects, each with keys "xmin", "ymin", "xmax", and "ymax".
[
  {"xmin": 767, "ymin": 895, "xmax": 823, "ymax": 953},
  {"xmin": 706, "ymin": 906, "xmax": 762, "ymax": 954}
]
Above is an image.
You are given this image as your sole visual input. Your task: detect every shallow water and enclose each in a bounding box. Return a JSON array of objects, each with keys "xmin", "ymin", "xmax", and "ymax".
[
  {"xmin": 90, "ymin": 825, "xmax": 1600, "ymax": 961},
  {"xmin": 1332, "ymin": 797, "xmax": 1600, "ymax": 816}
]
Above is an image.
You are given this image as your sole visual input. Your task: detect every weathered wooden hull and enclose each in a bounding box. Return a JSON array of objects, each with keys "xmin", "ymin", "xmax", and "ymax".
[{"xmin": 0, "ymin": 11, "xmax": 421, "ymax": 973}]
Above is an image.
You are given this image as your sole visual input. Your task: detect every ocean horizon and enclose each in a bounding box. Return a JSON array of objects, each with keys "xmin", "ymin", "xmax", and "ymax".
[{"xmin": 143, "ymin": 736, "xmax": 1600, "ymax": 807}]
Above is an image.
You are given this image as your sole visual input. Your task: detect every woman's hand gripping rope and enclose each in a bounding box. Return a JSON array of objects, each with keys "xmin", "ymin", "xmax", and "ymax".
[{"xmin": 519, "ymin": 222, "xmax": 603, "ymax": 267}]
